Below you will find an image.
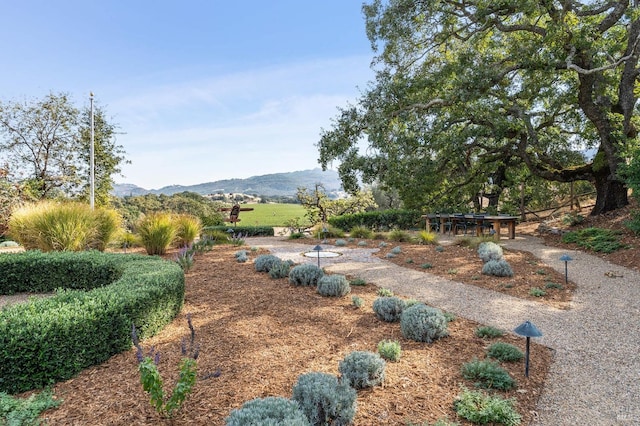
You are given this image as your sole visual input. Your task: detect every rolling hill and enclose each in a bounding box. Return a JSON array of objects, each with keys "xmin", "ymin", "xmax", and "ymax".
[{"xmin": 112, "ymin": 168, "xmax": 343, "ymax": 198}]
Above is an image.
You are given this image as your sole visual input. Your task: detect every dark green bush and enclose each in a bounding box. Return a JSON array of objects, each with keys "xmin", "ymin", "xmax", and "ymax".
[
  {"xmin": 461, "ymin": 358, "xmax": 516, "ymax": 390},
  {"xmin": 486, "ymin": 342, "xmax": 524, "ymax": 362},
  {"xmin": 475, "ymin": 326, "xmax": 504, "ymax": 339},
  {"xmin": 225, "ymin": 397, "xmax": 310, "ymax": 425},
  {"xmin": 291, "ymin": 372, "xmax": 357, "ymax": 426},
  {"xmin": 328, "ymin": 209, "xmax": 423, "ymax": 231},
  {"xmin": 454, "ymin": 388, "xmax": 521, "ymax": 425},
  {"xmin": 561, "ymin": 227, "xmax": 626, "ymax": 253},
  {"xmin": 349, "ymin": 225, "xmax": 374, "ymax": 239},
  {"xmin": 624, "ymin": 210, "xmax": 640, "ymax": 235},
  {"xmin": 338, "ymin": 351, "xmax": 386, "ymax": 389},
  {"xmin": 202, "ymin": 225, "xmax": 274, "ymax": 237},
  {"xmin": 0, "ymin": 251, "xmax": 184, "ymax": 394}
]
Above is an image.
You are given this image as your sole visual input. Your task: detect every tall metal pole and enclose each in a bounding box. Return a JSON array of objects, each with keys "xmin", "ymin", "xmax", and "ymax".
[{"xmin": 90, "ymin": 92, "xmax": 95, "ymax": 209}]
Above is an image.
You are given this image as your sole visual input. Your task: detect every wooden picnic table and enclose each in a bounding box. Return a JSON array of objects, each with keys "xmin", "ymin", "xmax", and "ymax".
[{"xmin": 422, "ymin": 213, "xmax": 518, "ymax": 239}]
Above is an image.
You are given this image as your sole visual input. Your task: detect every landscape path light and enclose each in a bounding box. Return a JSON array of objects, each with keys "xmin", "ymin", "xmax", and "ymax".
[
  {"xmin": 514, "ymin": 320, "xmax": 543, "ymax": 378},
  {"xmin": 313, "ymin": 245, "xmax": 323, "ymax": 268},
  {"xmin": 560, "ymin": 254, "xmax": 573, "ymax": 285}
]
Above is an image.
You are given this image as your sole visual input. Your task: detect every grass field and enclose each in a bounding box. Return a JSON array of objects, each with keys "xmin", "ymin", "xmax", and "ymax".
[{"xmin": 228, "ymin": 203, "xmax": 309, "ymax": 227}]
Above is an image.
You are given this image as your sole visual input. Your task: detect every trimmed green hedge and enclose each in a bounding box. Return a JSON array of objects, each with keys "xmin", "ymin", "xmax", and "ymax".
[
  {"xmin": 0, "ymin": 251, "xmax": 185, "ymax": 394},
  {"xmin": 328, "ymin": 209, "xmax": 423, "ymax": 231},
  {"xmin": 202, "ymin": 225, "xmax": 274, "ymax": 237}
]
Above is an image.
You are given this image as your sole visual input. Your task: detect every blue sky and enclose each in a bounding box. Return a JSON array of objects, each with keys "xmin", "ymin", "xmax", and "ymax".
[{"xmin": 0, "ymin": 1, "xmax": 375, "ymax": 189}]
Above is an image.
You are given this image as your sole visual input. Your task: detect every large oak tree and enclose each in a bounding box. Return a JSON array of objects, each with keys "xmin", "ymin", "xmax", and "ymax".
[{"xmin": 318, "ymin": 0, "xmax": 640, "ymax": 214}]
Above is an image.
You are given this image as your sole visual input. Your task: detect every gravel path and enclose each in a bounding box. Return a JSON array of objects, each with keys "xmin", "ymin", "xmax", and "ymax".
[{"xmin": 248, "ymin": 235, "xmax": 640, "ymax": 425}]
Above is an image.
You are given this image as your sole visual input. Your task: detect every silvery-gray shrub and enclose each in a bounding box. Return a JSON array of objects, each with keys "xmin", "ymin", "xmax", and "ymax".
[
  {"xmin": 338, "ymin": 351, "xmax": 386, "ymax": 389},
  {"xmin": 372, "ymin": 296, "xmax": 406, "ymax": 322},
  {"xmin": 254, "ymin": 254, "xmax": 282, "ymax": 272},
  {"xmin": 289, "ymin": 264, "xmax": 324, "ymax": 287},
  {"xmin": 400, "ymin": 303, "xmax": 449, "ymax": 343},
  {"xmin": 225, "ymin": 396, "xmax": 310, "ymax": 425},
  {"xmin": 291, "ymin": 372, "xmax": 357, "ymax": 426},
  {"xmin": 317, "ymin": 274, "xmax": 351, "ymax": 297},
  {"xmin": 477, "ymin": 242, "xmax": 504, "ymax": 262},
  {"xmin": 481, "ymin": 259, "xmax": 514, "ymax": 277},
  {"xmin": 269, "ymin": 260, "xmax": 292, "ymax": 279}
]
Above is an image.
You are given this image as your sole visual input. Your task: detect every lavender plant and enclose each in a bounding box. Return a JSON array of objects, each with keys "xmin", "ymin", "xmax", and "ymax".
[{"xmin": 132, "ymin": 314, "xmax": 202, "ymax": 418}]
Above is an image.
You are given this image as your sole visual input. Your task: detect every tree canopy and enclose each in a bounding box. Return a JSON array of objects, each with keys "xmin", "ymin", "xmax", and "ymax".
[{"xmin": 318, "ymin": 0, "xmax": 640, "ymax": 215}]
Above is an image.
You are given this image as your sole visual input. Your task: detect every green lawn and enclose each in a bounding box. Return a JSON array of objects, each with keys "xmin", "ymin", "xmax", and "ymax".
[{"xmin": 231, "ymin": 203, "xmax": 308, "ymax": 227}]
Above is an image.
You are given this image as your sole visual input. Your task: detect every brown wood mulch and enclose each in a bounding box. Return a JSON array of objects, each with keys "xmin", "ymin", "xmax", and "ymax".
[{"xmin": 34, "ymin": 245, "xmax": 551, "ymax": 425}]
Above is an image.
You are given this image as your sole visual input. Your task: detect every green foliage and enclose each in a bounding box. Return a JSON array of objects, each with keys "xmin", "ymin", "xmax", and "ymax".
[
  {"xmin": 461, "ymin": 359, "xmax": 516, "ymax": 390},
  {"xmin": 561, "ymin": 227, "xmax": 626, "ymax": 253},
  {"xmin": 388, "ymin": 230, "xmax": 412, "ymax": 242},
  {"xmin": 352, "ymin": 296, "xmax": 364, "ymax": 308},
  {"xmin": 529, "ymin": 287, "xmax": 547, "ymax": 297},
  {"xmin": 486, "ymin": 343, "xmax": 524, "ymax": 363},
  {"xmin": 136, "ymin": 212, "xmax": 176, "ymax": 255},
  {"xmin": 454, "ymin": 388, "xmax": 521, "ymax": 426},
  {"xmin": 8, "ymin": 201, "xmax": 121, "ymax": 251},
  {"xmin": 0, "ymin": 388, "xmax": 61, "ymax": 425},
  {"xmin": 562, "ymin": 212, "xmax": 584, "ymax": 226},
  {"xmin": 230, "ymin": 203, "xmax": 307, "ymax": 227},
  {"xmin": 317, "ymin": 274, "xmax": 351, "ymax": 297},
  {"xmin": 291, "ymin": 372, "xmax": 357, "ymax": 426},
  {"xmin": 475, "ymin": 326, "xmax": 504, "ymax": 339},
  {"xmin": 400, "ymin": 303, "xmax": 449, "ymax": 343},
  {"xmin": 201, "ymin": 228, "xmax": 231, "ymax": 243},
  {"xmin": 421, "ymin": 263, "xmax": 433, "ymax": 269},
  {"xmin": 349, "ymin": 277, "xmax": 367, "ymax": 286},
  {"xmin": 390, "ymin": 245, "xmax": 402, "ymax": 254},
  {"xmin": 328, "ymin": 209, "xmax": 423, "ymax": 231},
  {"xmin": 338, "ymin": 351, "xmax": 386, "ymax": 389},
  {"xmin": 624, "ymin": 210, "xmax": 640, "ymax": 235},
  {"xmin": 544, "ymin": 282, "xmax": 563, "ymax": 289},
  {"xmin": 477, "ymin": 242, "xmax": 504, "ymax": 263},
  {"xmin": 482, "ymin": 259, "xmax": 514, "ymax": 277},
  {"xmin": 133, "ymin": 317, "xmax": 200, "ymax": 418},
  {"xmin": 269, "ymin": 259, "xmax": 293, "ymax": 279},
  {"xmin": 312, "ymin": 224, "xmax": 345, "ymax": 239},
  {"xmin": 377, "ymin": 288, "xmax": 394, "ymax": 297},
  {"xmin": 377, "ymin": 340, "xmax": 402, "ymax": 362},
  {"xmin": 225, "ymin": 397, "xmax": 310, "ymax": 426},
  {"xmin": 254, "ymin": 254, "xmax": 282, "ymax": 273},
  {"xmin": 175, "ymin": 246, "xmax": 195, "ymax": 272},
  {"xmin": 372, "ymin": 296, "xmax": 407, "ymax": 322},
  {"xmin": 174, "ymin": 214, "xmax": 202, "ymax": 247},
  {"xmin": 202, "ymin": 225, "xmax": 274, "ymax": 237},
  {"xmin": 417, "ymin": 230, "xmax": 438, "ymax": 245},
  {"xmin": 289, "ymin": 264, "xmax": 324, "ymax": 287},
  {"xmin": 349, "ymin": 225, "xmax": 374, "ymax": 239},
  {"xmin": 0, "ymin": 251, "xmax": 184, "ymax": 394}
]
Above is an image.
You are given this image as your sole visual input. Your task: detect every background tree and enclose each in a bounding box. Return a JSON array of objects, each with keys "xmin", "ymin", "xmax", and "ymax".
[
  {"xmin": 319, "ymin": 0, "xmax": 640, "ymax": 215},
  {"xmin": 297, "ymin": 184, "xmax": 377, "ymax": 225}
]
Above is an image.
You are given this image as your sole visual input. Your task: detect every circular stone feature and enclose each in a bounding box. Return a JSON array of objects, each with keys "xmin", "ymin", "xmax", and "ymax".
[{"xmin": 303, "ymin": 251, "xmax": 341, "ymax": 258}]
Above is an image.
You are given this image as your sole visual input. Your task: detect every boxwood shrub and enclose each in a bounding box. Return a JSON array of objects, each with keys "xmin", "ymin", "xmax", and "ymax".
[
  {"xmin": 202, "ymin": 225, "xmax": 274, "ymax": 237},
  {"xmin": 0, "ymin": 251, "xmax": 184, "ymax": 394}
]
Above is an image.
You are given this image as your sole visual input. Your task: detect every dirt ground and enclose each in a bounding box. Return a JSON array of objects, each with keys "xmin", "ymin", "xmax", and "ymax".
[
  {"xmin": 19, "ymin": 204, "xmax": 640, "ymax": 425},
  {"xmin": 32, "ymin": 242, "xmax": 549, "ymax": 426}
]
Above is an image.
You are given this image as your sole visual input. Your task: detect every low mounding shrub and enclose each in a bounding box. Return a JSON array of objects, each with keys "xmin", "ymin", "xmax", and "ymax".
[
  {"xmin": 561, "ymin": 227, "xmax": 626, "ymax": 253},
  {"xmin": 225, "ymin": 397, "xmax": 310, "ymax": 426},
  {"xmin": 486, "ymin": 342, "xmax": 524, "ymax": 362},
  {"xmin": 312, "ymin": 224, "xmax": 345, "ymax": 239},
  {"xmin": 254, "ymin": 254, "xmax": 282, "ymax": 272},
  {"xmin": 338, "ymin": 351, "xmax": 386, "ymax": 389},
  {"xmin": 137, "ymin": 212, "xmax": 176, "ymax": 255},
  {"xmin": 475, "ymin": 326, "xmax": 504, "ymax": 339},
  {"xmin": 417, "ymin": 230, "xmax": 438, "ymax": 245},
  {"xmin": 387, "ymin": 230, "xmax": 412, "ymax": 242},
  {"xmin": 0, "ymin": 251, "xmax": 184, "ymax": 394},
  {"xmin": 372, "ymin": 296, "xmax": 406, "ymax": 322},
  {"xmin": 377, "ymin": 340, "xmax": 402, "ymax": 362},
  {"xmin": 477, "ymin": 241, "xmax": 504, "ymax": 262},
  {"xmin": 400, "ymin": 303, "xmax": 449, "ymax": 343},
  {"xmin": 289, "ymin": 264, "xmax": 324, "ymax": 286},
  {"xmin": 461, "ymin": 358, "xmax": 516, "ymax": 390},
  {"xmin": 174, "ymin": 214, "xmax": 202, "ymax": 247},
  {"xmin": 454, "ymin": 388, "xmax": 521, "ymax": 426},
  {"xmin": 269, "ymin": 260, "xmax": 293, "ymax": 279},
  {"xmin": 317, "ymin": 274, "xmax": 351, "ymax": 297},
  {"xmin": 328, "ymin": 209, "xmax": 423, "ymax": 232},
  {"xmin": 482, "ymin": 259, "xmax": 514, "ymax": 277},
  {"xmin": 291, "ymin": 372, "xmax": 357, "ymax": 426},
  {"xmin": 203, "ymin": 225, "xmax": 274, "ymax": 237}
]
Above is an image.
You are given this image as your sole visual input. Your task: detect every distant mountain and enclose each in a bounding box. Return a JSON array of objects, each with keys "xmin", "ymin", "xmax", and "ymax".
[{"xmin": 112, "ymin": 169, "xmax": 344, "ymax": 198}]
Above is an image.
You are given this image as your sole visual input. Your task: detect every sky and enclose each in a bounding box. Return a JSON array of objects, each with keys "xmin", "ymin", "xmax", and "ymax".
[{"xmin": 0, "ymin": 1, "xmax": 376, "ymax": 189}]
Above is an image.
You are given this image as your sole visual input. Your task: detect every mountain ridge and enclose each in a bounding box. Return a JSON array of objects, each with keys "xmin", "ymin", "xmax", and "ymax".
[{"xmin": 112, "ymin": 168, "xmax": 343, "ymax": 198}]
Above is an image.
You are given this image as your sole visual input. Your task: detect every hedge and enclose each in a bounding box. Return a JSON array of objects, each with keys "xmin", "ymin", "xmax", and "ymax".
[
  {"xmin": 0, "ymin": 251, "xmax": 185, "ymax": 394},
  {"xmin": 201, "ymin": 225, "xmax": 274, "ymax": 237},
  {"xmin": 328, "ymin": 209, "xmax": 423, "ymax": 231}
]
